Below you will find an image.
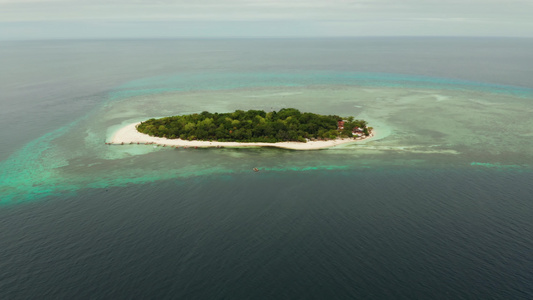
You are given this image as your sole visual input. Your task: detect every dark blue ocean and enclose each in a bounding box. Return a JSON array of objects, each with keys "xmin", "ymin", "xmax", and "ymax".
[{"xmin": 1, "ymin": 38, "xmax": 532, "ymax": 299}]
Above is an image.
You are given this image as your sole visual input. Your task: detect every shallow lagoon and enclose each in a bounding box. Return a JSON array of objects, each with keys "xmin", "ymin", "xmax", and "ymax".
[{"xmin": 1, "ymin": 73, "xmax": 532, "ymax": 204}]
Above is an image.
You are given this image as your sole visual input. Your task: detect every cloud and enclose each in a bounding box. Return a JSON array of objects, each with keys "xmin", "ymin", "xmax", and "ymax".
[
  {"xmin": 1, "ymin": 0, "xmax": 531, "ymax": 21},
  {"xmin": 0, "ymin": 0, "xmax": 532, "ymax": 38}
]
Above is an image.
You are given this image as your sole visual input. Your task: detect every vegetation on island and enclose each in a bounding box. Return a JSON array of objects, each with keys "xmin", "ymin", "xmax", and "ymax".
[{"xmin": 137, "ymin": 108, "xmax": 370, "ymax": 143}]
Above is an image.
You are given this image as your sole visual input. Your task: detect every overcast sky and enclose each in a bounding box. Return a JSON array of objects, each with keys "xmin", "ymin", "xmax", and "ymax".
[{"xmin": 1, "ymin": 0, "xmax": 533, "ymax": 40}]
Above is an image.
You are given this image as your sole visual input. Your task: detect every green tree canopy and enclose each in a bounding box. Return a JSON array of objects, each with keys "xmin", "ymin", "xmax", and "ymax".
[{"xmin": 137, "ymin": 108, "xmax": 368, "ymax": 143}]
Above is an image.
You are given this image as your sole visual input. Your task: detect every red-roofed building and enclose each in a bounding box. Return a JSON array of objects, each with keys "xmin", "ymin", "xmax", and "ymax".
[
  {"xmin": 352, "ymin": 127, "xmax": 364, "ymax": 136},
  {"xmin": 337, "ymin": 121, "xmax": 345, "ymax": 130}
]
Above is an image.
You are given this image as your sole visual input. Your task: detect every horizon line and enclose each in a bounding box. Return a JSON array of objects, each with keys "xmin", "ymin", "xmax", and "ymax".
[{"xmin": 2, "ymin": 36, "xmax": 532, "ymax": 42}]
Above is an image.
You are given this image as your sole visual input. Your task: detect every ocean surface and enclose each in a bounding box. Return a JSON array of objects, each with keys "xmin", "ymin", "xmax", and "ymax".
[{"xmin": 1, "ymin": 38, "xmax": 532, "ymax": 299}]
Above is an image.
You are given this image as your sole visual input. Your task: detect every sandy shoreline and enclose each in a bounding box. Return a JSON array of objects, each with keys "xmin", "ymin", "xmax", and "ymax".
[{"xmin": 109, "ymin": 122, "xmax": 374, "ymax": 150}]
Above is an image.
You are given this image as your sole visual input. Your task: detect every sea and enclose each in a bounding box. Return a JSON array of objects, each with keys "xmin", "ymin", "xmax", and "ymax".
[{"xmin": 0, "ymin": 38, "xmax": 532, "ymax": 299}]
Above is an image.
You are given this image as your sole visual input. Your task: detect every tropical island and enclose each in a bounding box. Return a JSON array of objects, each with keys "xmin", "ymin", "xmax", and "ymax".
[
  {"xmin": 110, "ymin": 108, "xmax": 373, "ymax": 150},
  {"xmin": 137, "ymin": 108, "xmax": 370, "ymax": 142}
]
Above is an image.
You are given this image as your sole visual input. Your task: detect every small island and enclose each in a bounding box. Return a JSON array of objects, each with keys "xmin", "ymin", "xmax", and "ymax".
[
  {"xmin": 110, "ymin": 108, "xmax": 373, "ymax": 150},
  {"xmin": 138, "ymin": 108, "xmax": 370, "ymax": 142}
]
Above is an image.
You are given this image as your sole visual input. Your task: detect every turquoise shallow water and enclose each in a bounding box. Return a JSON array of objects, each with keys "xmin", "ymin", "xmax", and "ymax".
[
  {"xmin": 112, "ymin": 71, "xmax": 533, "ymax": 99},
  {"xmin": 1, "ymin": 71, "xmax": 532, "ymax": 204}
]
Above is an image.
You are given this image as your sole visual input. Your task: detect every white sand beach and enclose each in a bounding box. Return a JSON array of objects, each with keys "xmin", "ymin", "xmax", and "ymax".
[{"xmin": 109, "ymin": 122, "xmax": 374, "ymax": 150}]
